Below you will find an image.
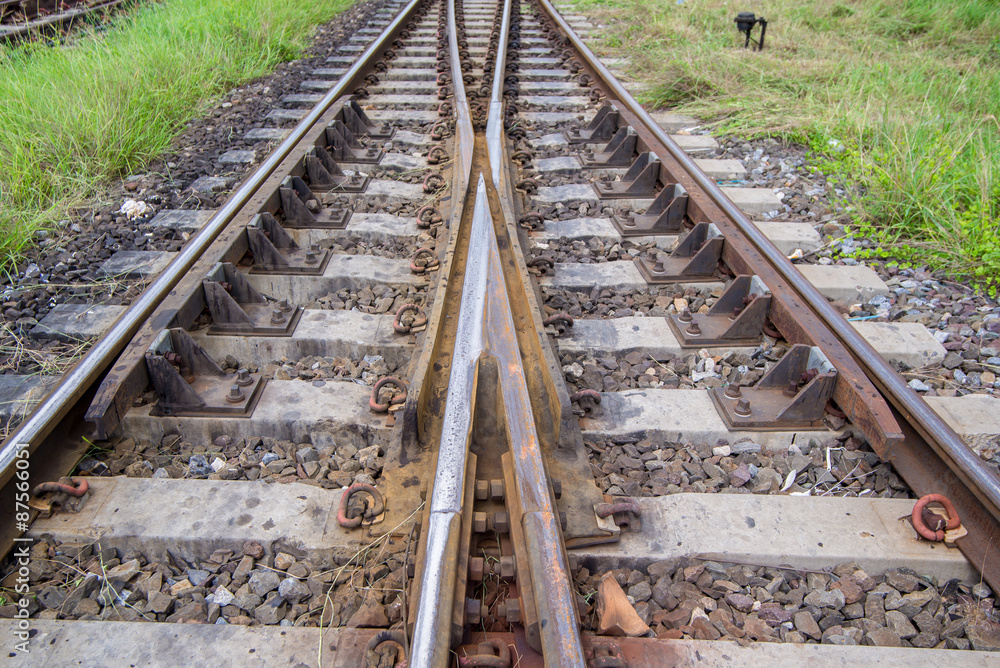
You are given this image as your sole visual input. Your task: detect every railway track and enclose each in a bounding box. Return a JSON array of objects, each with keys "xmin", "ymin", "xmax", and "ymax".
[
  {"xmin": 2, "ymin": 0, "xmax": 1000, "ymax": 665},
  {"xmin": 0, "ymin": 0, "xmax": 127, "ymax": 41}
]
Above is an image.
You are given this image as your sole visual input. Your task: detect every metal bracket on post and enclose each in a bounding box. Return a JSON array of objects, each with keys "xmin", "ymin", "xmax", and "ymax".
[
  {"xmin": 202, "ymin": 262, "xmax": 302, "ymax": 336},
  {"xmin": 581, "ymin": 127, "xmax": 636, "ymax": 168},
  {"xmin": 247, "ymin": 212, "xmax": 331, "ymax": 275},
  {"xmin": 325, "ymin": 118, "xmax": 384, "ymax": 164},
  {"xmin": 145, "ymin": 329, "xmax": 266, "ymax": 417},
  {"xmin": 303, "ymin": 146, "xmax": 370, "ymax": 193},
  {"xmin": 611, "ymin": 183, "xmax": 689, "ymax": 236},
  {"xmin": 635, "ymin": 222, "xmax": 723, "ymax": 283},
  {"xmin": 593, "ymin": 153, "xmax": 660, "ymax": 199},
  {"xmin": 667, "ymin": 274, "xmax": 772, "ymax": 347},
  {"xmin": 342, "ymin": 97, "xmax": 394, "ymax": 139},
  {"xmin": 277, "ymin": 176, "xmax": 351, "ymax": 229},
  {"xmin": 566, "ymin": 103, "xmax": 621, "ymax": 145},
  {"xmin": 711, "ymin": 344, "xmax": 837, "ymax": 430}
]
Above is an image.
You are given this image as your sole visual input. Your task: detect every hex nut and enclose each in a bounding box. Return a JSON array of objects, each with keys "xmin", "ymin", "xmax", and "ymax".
[
  {"xmin": 504, "ymin": 598, "xmax": 521, "ymax": 623},
  {"xmin": 499, "ymin": 555, "xmax": 516, "ymax": 580},
  {"xmin": 469, "ymin": 557, "xmax": 485, "ymax": 582}
]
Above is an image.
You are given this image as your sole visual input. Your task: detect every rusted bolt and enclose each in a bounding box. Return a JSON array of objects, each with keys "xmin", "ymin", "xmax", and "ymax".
[
  {"xmin": 337, "ymin": 483, "xmax": 384, "ymax": 529},
  {"xmin": 423, "ymin": 173, "xmax": 445, "ymax": 193},
  {"xmin": 460, "ymin": 639, "xmax": 510, "ymax": 668},
  {"xmin": 366, "ymin": 630, "xmax": 406, "ymax": 668},
  {"xmin": 735, "ymin": 398, "xmax": 752, "ymax": 417},
  {"xmin": 567, "ymin": 554, "xmax": 579, "ymax": 573},
  {"xmin": 499, "ymin": 556, "xmax": 516, "ymax": 580},
  {"xmin": 677, "ymin": 307, "xmax": 693, "ymax": 322},
  {"xmin": 589, "ymin": 643, "xmax": 628, "ymax": 668},
  {"xmin": 596, "ymin": 500, "xmax": 641, "ymax": 518},
  {"xmin": 475, "ymin": 479, "xmax": 489, "ymax": 500},
  {"xmin": 426, "ymin": 145, "xmax": 449, "ymax": 165},
  {"xmin": 912, "ymin": 494, "xmax": 962, "ymax": 541},
  {"xmin": 685, "ymin": 322, "xmax": 702, "ymax": 336},
  {"xmin": 783, "ymin": 379, "xmax": 800, "ymax": 397},
  {"xmin": 519, "ymin": 211, "xmax": 544, "ymax": 229},
  {"xmin": 393, "ymin": 303, "xmax": 427, "ymax": 334},
  {"xmin": 226, "ymin": 385, "xmax": 245, "ymax": 404},
  {"xmin": 235, "ymin": 368, "xmax": 253, "ymax": 387},
  {"xmin": 430, "ymin": 121, "xmax": 450, "ymax": 140},
  {"xmin": 543, "ymin": 313, "xmax": 574, "ymax": 337},
  {"xmin": 473, "ymin": 512, "xmax": 488, "ymax": 533},
  {"xmin": 552, "ymin": 479, "xmax": 562, "ymax": 498},
  {"xmin": 369, "ymin": 377, "xmax": 407, "ymax": 413},
  {"xmin": 515, "ymin": 177, "xmax": 538, "ymax": 194},
  {"xmin": 33, "ymin": 478, "xmax": 89, "ymax": 498},
  {"xmin": 469, "ymin": 557, "xmax": 485, "ymax": 582},
  {"xmin": 416, "ymin": 205, "xmax": 443, "ymax": 228},
  {"xmin": 270, "ymin": 309, "xmax": 286, "ymax": 324},
  {"xmin": 724, "ymin": 383, "xmax": 743, "ymax": 399},
  {"xmin": 504, "ymin": 598, "xmax": 521, "ymax": 623},
  {"xmin": 490, "ymin": 479, "xmax": 504, "ymax": 501},
  {"xmin": 277, "ymin": 298, "xmax": 293, "ymax": 312},
  {"xmin": 511, "ymin": 150, "xmax": 533, "ymax": 165},
  {"xmin": 493, "ymin": 512, "xmax": 509, "ymax": 534},
  {"xmin": 652, "ymin": 257, "xmax": 666, "ymax": 273},
  {"xmin": 571, "ymin": 389, "xmax": 602, "ymax": 415},
  {"xmin": 410, "ymin": 247, "xmax": 439, "ymax": 274},
  {"xmin": 526, "ymin": 255, "xmax": 554, "ymax": 274}
]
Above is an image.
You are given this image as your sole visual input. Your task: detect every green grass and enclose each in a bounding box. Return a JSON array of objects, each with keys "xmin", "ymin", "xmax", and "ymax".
[
  {"xmin": 574, "ymin": 0, "xmax": 1000, "ymax": 295},
  {"xmin": 0, "ymin": 0, "xmax": 354, "ymax": 271}
]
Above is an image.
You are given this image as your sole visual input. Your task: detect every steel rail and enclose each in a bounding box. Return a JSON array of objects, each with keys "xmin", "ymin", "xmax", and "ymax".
[
  {"xmin": 535, "ymin": 0, "xmax": 1000, "ymax": 523},
  {"xmin": 0, "ymin": 0, "xmax": 126, "ymax": 41},
  {"xmin": 484, "ymin": 0, "xmax": 510, "ymax": 186},
  {"xmin": 409, "ymin": 179, "xmax": 487, "ymax": 667},
  {"xmin": 0, "ymin": 0, "xmax": 423, "ymax": 489},
  {"xmin": 409, "ymin": 0, "xmax": 480, "ymax": 664},
  {"xmin": 482, "ymin": 184, "xmax": 586, "ymax": 666}
]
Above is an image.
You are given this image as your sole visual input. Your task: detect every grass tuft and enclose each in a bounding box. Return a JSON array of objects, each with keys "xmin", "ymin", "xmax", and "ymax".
[
  {"xmin": 576, "ymin": 0, "xmax": 1000, "ymax": 295},
  {"xmin": 0, "ymin": 0, "xmax": 354, "ymax": 271}
]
